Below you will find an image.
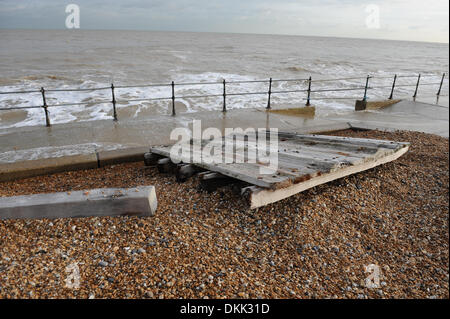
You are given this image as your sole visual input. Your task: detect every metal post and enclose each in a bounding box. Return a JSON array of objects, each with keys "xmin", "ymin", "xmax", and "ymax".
[
  {"xmin": 437, "ymin": 73, "xmax": 445, "ymax": 96},
  {"xmin": 363, "ymin": 75, "xmax": 370, "ymax": 101},
  {"xmin": 222, "ymin": 79, "xmax": 226, "ymax": 112},
  {"xmin": 266, "ymin": 78, "xmax": 272, "ymax": 109},
  {"xmin": 111, "ymin": 83, "xmax": 117, "ymax": 121},
  {"xmin": 306, "ymin": 76, "xmax": 312, "ymax": 106},
  {"xmin": 388, "ymin": 74, "xmax": 397, "ymax": 100},
  {"xmin": 171, "ymin": 81, "xmax": 176, "ymax": 116},
  {"xmin": 40, "ymin": 87, "xmax": 51, "ymax": 127},
  {"xmin": 413, "ymin": 74, "xmax": 421, "ymax": 99}
]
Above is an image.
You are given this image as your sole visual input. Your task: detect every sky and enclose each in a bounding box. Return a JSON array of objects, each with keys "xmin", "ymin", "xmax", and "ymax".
[{"xmin": 0, "ymin": 0, "xmax": 448, "ymax": 43}]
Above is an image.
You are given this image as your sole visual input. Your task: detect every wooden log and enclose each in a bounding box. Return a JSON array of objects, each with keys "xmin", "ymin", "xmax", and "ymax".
[
  {"xmin": 200, "ymin": 172, "xmax": 236, "ymax": 192},
  {"xmin": 176, "ymin": 164, "xmax": 201, "ymax": 182},
  {"xmin": 144, "ymin": 152, "xmax": 162, "ymax": 166},
  {"xmin": 246, "ymin": 145, "xmax": 409, "ymax": 208},
  {"xmin": 157, "ymin": 158, "xmax": 176, "ymax": 173}
]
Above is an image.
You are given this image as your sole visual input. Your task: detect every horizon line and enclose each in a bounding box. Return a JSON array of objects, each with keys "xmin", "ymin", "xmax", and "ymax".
[{"xmin": 1, "ymin": 27, "xmax": 448, "ymax": 45}]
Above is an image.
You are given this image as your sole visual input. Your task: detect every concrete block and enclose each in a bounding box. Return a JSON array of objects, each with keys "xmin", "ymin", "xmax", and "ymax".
[
  {"xmin": 0, "ymin": 186, "xmax": 157, "ymax": 220},
  {"xmin": 0, "ymin": 154, "xmax": 98, "ymax": 182},
  {"xmin": 355, "ymin": 100, "xmax": 367, "ymax": 111},
  {"xmin": 97, "ymin": 147, "xmax": 148, "ymax": 167}
]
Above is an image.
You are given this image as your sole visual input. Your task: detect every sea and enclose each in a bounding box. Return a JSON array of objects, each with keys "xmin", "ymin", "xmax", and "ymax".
[{"xmin": 0, "ymin": 29, "xmax": 448, "ymax": 129}]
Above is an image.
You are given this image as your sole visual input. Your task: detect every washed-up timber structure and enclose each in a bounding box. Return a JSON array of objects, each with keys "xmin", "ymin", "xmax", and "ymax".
[{"xmin": 146, "ymin": 132, "xmax": 409, "ymax": 208}]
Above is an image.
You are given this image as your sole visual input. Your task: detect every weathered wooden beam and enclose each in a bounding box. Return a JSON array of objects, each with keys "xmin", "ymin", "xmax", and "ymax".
[
  {"xmin": 0, "ymin": 186, "xmax": 158, "ymax": 220},
  {"xmin": 246, "ymin": 145, "xmax": 409, "ymax": 208},
  {"xmin": 157, "ymin": 158, "xmax": 176, "ymax": 173}
]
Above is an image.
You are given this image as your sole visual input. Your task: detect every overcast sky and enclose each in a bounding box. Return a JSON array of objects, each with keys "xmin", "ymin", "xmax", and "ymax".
[{"xmin": 0, "ymin": 0, "xmax": 448, "ymax": 43}]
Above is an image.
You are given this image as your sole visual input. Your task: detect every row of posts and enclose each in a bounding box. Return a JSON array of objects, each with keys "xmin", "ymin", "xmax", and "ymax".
[{"xmin": 38, "ymin": 73, "xmax": 446, "ymax": 126}]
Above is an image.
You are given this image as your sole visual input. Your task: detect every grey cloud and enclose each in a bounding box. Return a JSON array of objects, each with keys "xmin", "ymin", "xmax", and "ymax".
[{"xmin": 0, "ymin": 0, "xmax": 447, "ymax": 43}]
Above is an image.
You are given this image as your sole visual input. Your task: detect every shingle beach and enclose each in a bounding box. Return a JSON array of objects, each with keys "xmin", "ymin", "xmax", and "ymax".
[{"xmin": 0, "ymin": 130, "xmax": 448, "ymax": 299}]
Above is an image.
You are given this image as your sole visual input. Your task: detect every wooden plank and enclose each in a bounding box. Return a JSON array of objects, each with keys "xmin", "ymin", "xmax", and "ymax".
[
  {"xmin": 277, "ymin": 138, "xmax": 380, "ymax": 156},
  {"xmin": 151, "ymin": 134, "xmax": 409, "ymax": 192},
  {"xmin": 228, "ymin": 131, "xmax": 404, "ymax": 150},
  {"xmin": 246, "ymin": 145, "xmax": 409, "ymax": 208},
  {"xmin": 287, "ymin": 134, "xmax": 407, "ymax": 150}
]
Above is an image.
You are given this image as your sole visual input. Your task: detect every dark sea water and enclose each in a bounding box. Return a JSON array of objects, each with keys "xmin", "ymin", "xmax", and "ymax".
[{"xmin": 0, "ymin": 29, "xmax": 448, "ymax": 128}]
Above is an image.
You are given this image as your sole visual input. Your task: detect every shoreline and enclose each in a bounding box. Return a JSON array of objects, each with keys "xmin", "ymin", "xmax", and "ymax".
[{"xmin": 0, "ymin": 99, "xmax": 448, "ymax": 181}]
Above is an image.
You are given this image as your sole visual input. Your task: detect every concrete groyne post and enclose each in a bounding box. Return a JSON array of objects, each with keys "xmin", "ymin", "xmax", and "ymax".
[{"xmin": 40, "ymin": 87, "xmax": 51, "ymax": 127}]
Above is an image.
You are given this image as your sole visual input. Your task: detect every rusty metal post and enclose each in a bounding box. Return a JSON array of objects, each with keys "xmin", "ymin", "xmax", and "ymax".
[
  {"xmin": 306, "ymin": 76, "xmax": 312, "ymax": 106},
  {"xmin": 222, "ymin": 79, "xmax": 226, "ymax": 112},
  {"xmin": 437, "ymin": 73, "xmax": 445, "ymax": 96},
  {"xmin": 40, "ymin": 87, "xmax": 51, "ymax": 127},
  {"xmin": 413, "ymin": 74, "xmax": 421, "ymax": 99},
  {"xmin": 111, "ymin": 83, "xmax": 117, "ymax": 121},
  {"xmin": 266, "ymin": 78, "xmax": 272, "ymax": 109},
  {"xmin": 363, "ymin": 75, "xmax": 370, "ymax": 101},
  {"xmin": 171, "ymin": 81, "xmax": 176, "ymax": 116},
  {"xmin": 389, "ymin": 74, "xmax": 397, "ymax": 100}
]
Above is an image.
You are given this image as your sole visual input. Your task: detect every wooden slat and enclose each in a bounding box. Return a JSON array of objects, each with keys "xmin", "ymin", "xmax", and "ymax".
[{"xmin": 151, "ymin": 133, "xmax": 409, "ymax": 193}]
